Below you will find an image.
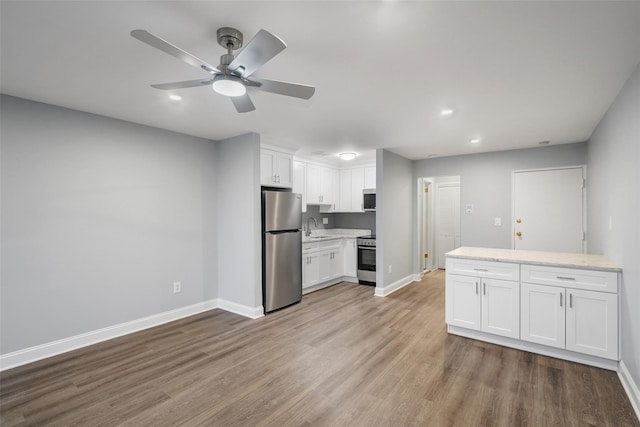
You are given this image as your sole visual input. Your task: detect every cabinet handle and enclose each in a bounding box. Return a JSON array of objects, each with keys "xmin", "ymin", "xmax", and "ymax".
[
  {"xmin": 475, "ymin": 281, "xmax": 478, "ymax": 295},
  {"xmin": 483, "ymin": 282, "xmax": 486, "ymax": 295},
  {"xmin": 569, "ymin": 293, "xmax": 573, "ymax": 309},
  {"xmin": 474, "ymin": 268, "xmax": 489, "ymax": 272},
  {"xmin": 557, "ymin": 276, "xmax": 576, "ymax": 280},
  {"xmin": 277, "ymin": 175, "xmax": 281, "ymax": 183},
  {"xmin": 273, "ymin": 174, "xmax": 277, "ymax": 183},
  {"xmin": 560, "ymin": 292, "xmax": 563, "ymax": 307}
]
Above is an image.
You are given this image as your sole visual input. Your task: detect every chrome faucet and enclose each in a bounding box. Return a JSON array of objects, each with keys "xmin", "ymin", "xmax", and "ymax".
[{"xmin": 306, "ymin": 217, "xmax": 318, "ymax": 236}]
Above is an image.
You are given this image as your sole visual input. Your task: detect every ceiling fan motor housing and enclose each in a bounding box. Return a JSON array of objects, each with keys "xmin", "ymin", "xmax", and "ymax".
[{"xmin": 217, "ymin": 27, "xmax": 243, "ymax": 50}]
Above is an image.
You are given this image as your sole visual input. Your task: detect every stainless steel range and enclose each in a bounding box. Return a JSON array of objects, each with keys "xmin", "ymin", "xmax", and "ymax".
[{"xmin": 357, "ymin": 235, "xmax": 376, "ymax": 285}]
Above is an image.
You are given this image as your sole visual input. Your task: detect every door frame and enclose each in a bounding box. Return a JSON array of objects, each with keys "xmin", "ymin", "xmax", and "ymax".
[
  {"xmin": 511, "ymin": 165, "xmax": 587, "ymax": 253},
  {"xmin": 416, "ymin": 178, "xmax": 435, "ymax": 274}
]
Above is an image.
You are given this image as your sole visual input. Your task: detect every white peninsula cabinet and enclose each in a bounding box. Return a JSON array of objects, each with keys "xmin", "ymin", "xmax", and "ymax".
[{"xmin": 445, "ymin": 247, "xmax": 621, "ymax": 370}]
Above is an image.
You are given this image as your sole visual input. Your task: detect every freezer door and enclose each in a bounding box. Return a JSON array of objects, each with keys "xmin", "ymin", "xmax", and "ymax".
[
  {"xmin": 263, "ymin": 191, "xmax": 302, "ymax": 232},
  {"xmin": 264, "ymin": 230, "xmax": 302, "ymax": 313}
]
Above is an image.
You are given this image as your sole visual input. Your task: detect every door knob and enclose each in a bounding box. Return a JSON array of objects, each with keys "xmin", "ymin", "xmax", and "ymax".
[
  {"xmin": 516, "ymin": 231, "xmax": 522, "ymax": 237},
  {"xmin": 516, "ymin": 219, "xmax": 522, "ymax": 223}
]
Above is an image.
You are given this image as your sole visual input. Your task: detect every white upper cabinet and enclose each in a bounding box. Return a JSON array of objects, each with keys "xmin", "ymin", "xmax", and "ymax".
[
  {"xmin": 364, "ymin": 166, "xmax": 376, "ymax": 189},
  {"xmin": 306, "ymin": 163, "xmax": 337, "ymax": 207},
  {"xmin": 261, "ymin": 148, "xmax": 292, "ymax": 188},
  {"xmin": 293, "ymin": 161, "xmax": 307, "ymax": 213},
  {"xmin": 336, "ymin": 166, "xmax": 372, "ymax": 212}
]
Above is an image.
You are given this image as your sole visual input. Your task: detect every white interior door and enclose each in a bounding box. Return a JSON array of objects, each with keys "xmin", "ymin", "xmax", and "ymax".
[
  {"xmin": 513, "ymin": 167, "xmax": 585, "ymax": 253},
  {"xmin": 437, "ymin": 184, "xmax": 461, "ymax": 268}
]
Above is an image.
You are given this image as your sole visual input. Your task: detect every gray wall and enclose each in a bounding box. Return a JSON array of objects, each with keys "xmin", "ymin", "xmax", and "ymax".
[
  {"xmin": 1, "ymin": 95, "xmax": 219, "ymax": 354},
  {"xmin": 302, "ymin": 205, "xmax": 336, "ymax": 231},
  {"xmin": 587, "ymin": 64, "xmax": 640, "ymax": 389},
  {"xmin": 334, "ymin": 212, "xmax": 376, "ymax": 233},
  {"xmin": 413, "ymin": 143, "xmax": 588, "ymax": 259},
  {"xmin": 377, "ymin": 149, "xmax": 414, "ymax": 287},
  {"xmin": 216, "ymin": 133, "xmax": 262, "ymax": 309}
]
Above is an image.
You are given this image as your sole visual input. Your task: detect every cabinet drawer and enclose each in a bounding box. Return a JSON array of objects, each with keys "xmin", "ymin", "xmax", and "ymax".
[
  {"xmin": 521, "ymin": 264, "xmax": 617, "ymax": 293},
  {"xmin": 446, "ymin": 258, "xmax": 520, "ymax": 281}
]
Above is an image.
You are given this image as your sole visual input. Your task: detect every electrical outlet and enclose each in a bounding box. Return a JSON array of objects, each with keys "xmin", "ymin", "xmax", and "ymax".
[
  {"xmin": 323, "ymin": 217, "xmax": 328, "ymax": 225},
  {"xmin": 388, "ymin": 265, "xmax": 392, "ymax": 273},
  {"xmin": 494, "ymin": 217, "xmax": 502, "ymax": 226},
  {"xmin": 173, "ymin": 281, "xmax": 181, "ymax": 293}
]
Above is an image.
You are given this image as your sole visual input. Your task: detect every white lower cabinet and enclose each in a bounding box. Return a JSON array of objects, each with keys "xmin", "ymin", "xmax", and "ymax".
[
  {"xmin": 521, "ymin": 283, "xmax": 618, "ymax": 359},
  {"xmin": 302, "ymin": 240, "xmax": 349, "ymax": 291},
  {"xmin": 446, "ymin": 254, "xmax": 620, "ymax": 366},
  {"xmin": 343, "ymin": 238, "xmax": 357, "ymax": 277},
  {"xmin": 446, "ymin": 274, "xmax": 519, "ymax": 339}
]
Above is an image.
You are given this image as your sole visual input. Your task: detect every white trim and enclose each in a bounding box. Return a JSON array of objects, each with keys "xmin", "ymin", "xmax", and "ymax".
[
  {"xmin": 375, "ymin": 274, "xmax": 415, "ymax": 297},
  {"xmin": 0, "ymin": 300, "xmax": 218, "ymax": 372},
  {"xmin": 217, "ymin": 299, "xmax": 265, "ymax": 319},
  {"xmin": 619, "ymin": 360, "xmax": 640, "ymax": 422},
  {"xmin": 447, "ymin": 325, "xmax": 619, "ymax": 371}
]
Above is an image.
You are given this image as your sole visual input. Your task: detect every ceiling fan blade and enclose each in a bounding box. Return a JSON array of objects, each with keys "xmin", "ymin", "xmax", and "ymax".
[
  {"xmin": 251, "ymin": 78, "xmax": 315, "ymax": 100},
  {"xmin": 228, "ymin": 30, "xmax": 286, "ymax": 77},
  {"xmin": 150, "ymin": 79, "xmax": 213, "ymax": 90},
  {"xmin": 131, "ymin": 29, "xmax": 220, "ymax": 74},
  {"xmin": 231, "ymin": 94, "xmax": 256, "ymax": 113}
]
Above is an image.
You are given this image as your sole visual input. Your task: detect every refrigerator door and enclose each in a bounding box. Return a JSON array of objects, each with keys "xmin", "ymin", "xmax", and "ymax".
[
  {"xmin": 264, "ymin": 230, "xmax": 302, "ymax": 313},
  {"xmin": 263, "ymin": 191, "xmax": 302, "ymax": 232}
]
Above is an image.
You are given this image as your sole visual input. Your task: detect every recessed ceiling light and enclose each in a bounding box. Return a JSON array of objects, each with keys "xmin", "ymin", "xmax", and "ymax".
[
  {"xmin": 169, "ymin": 94, "xmax": 182, "ymax": 101},
  {"xmin": 441, "ymin": 108, "xmax": 454, "ymax": 116},
  {"xmin": 427, "ymin": 154, "xmax": 438, "ymax": 158},
  {"xmin": 470, "ymin": 138, "xmax": 481, "ymax": 144},
  {"xmin": 338, "ymin": 152, "xmax": 357, "ymax": 161}
]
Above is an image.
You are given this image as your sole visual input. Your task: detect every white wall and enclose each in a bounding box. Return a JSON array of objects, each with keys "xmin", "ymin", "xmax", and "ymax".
[
  {"xmin": 376, "ymin": 149, "xmax": 414, "ymax": 290},
  {"xmin": 0, "ymin": 95, "xmax": 219, "ymax": 354},
  {"xmin": 216, "ymin": 133, "xmax": 262, "ymax": 312},
  {"xmin": 587, "ymin": 64, "xmax": 640, "ymax": 391},
  {"xmin": 413, "ymin": 143, "xmax": 588, "ymax": 261}
]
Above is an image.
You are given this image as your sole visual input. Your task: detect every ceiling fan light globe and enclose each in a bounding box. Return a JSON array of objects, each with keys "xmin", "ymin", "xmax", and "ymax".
[{"xmin": 212, "ymin": 75, "xmax": 246, "ymax": 97}]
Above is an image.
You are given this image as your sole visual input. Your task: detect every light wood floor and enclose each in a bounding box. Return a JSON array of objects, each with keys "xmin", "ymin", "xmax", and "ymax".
[{"xmin": 1, "ymin": 270, "xmax": 638, "ymax": 426}]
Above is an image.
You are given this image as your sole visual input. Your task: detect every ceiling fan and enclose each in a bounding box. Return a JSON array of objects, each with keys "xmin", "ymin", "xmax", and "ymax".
[{"xmin": 131, "ymin": 27, "xmax": 315, "ymax": 113}]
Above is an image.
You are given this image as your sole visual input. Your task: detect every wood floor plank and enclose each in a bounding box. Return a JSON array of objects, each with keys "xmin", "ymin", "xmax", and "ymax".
[{"xmin": 1, "ymin": 270, "xmax": 638, "ymax": 426}]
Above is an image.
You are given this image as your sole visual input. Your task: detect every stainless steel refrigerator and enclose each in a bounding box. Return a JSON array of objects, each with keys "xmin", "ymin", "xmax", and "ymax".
[{"xmin": 262, "ymin": 190, "xmax": 302, "ymax": 314}]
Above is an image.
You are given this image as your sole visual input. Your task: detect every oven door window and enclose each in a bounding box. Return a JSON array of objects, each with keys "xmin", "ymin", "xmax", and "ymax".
[{"xmin": 358, "ymin": 247, "xmax": 376, "ymax": 271}]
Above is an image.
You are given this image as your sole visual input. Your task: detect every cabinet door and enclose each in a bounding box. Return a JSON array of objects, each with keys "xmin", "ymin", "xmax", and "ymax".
[
  {"xmin": 329, "ymin": 247, "xmax": 344, "ymax": 279},
  {"xmin": 338, "ymin": 169, "xmax": 352, "ymax": 211},
  {"xmin": 566, "ymin": 289, "xmax": 618, "ymax": 360},
  {"xmin": 318, "ymin": 250, "xmax": 332, "ymax": 282},
  {"xmin": 319, "ymin": 167, "xmax": 335, "ymax": 205},
  {"xmin": 306, "ymin": 165, "xmax": 321, "ymax": 203},
  {"xmin": 364, "ymin": 166, "xmax": 376, "ymax": 189},
  {"xmin": 445, "ymin": 274, "xmax": 481, "ymax": 330},
  {"xmin": 260, "ymin": 149, "xmax": 276, "ymax": 186},
  {"xmin": 481, "ymin": 279, "xmax": 520, "ymax": 339},
  {"xmin": 521, "ymin": 283, "xmax": 565, "ymax": 349},
  {"xmin": 293, "ymin": 161, "xmax": 307, "ymax": 213},
  {"xmin": 303, "ymin": 253, "xmax": 320, "ymax": 289},
  {"xmin": 343, "ymin": 239, "xmax": 357, "ymax": 277},
  {"xmin": 276, "ymin": 152, "xmax": 293, "ymax": 188},
  {"xmin": 350, "ymin": 168, "xmax": 365, "ymax": 211}
]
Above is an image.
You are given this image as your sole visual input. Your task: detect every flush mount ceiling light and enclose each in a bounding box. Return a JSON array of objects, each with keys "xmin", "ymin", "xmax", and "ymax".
[
  {"xmin": 338, "ymin": 152, "xmax": 357, "ymax": 161},
  {"xmin": 169, "ymin": 94, "xmax": 182, "ymax": 101},
  {"xmin": 441, "ymin": 108, "xmax": 455, "ymax": 116},
  {"xmin": 470, "ymin": 138, "xmax": 481, "ymax": 144},
  {"xmin": 212, "ymin": 74, "xmax": 246, "ymax": 97}
]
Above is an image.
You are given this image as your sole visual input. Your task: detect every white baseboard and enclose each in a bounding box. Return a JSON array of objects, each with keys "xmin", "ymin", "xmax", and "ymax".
[
  {"xmin": 375, "ymin": 274, "xmax": 415, "ymax": 297},
  {"xmin": 217, "ymin": 299, "xmax": 264, "ymax": 319},
  {"xmin": 619, "ymin": 360, "xmax": 640, "ymax": 422},
  {"xmin": 0, "ymin": 298, "xmax": 265, "ymax": 372}
]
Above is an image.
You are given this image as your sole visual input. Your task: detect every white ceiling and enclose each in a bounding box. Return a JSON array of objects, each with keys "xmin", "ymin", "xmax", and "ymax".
[{"xmin": 2, "ymin": 1, "xmax": 639, "ymax": 163}]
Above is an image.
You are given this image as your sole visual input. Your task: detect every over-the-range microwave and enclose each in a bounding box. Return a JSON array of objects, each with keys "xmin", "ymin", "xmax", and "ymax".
[{"xmin": 363, "ymin": 189, "xmax": 376, "ymax": 211}]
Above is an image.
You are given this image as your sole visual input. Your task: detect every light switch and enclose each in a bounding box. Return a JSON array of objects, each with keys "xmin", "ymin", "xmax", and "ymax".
[
  {"xmin": 323, "ymin": 217, "xmax": 328, "ymax": 225},
  {"xmin": 494, "ymin": 217, "xmax": 502, "ymax": 226},
  {"xmin": 465, "ymin": 204, "xmax": 474, "ymax": 214}
]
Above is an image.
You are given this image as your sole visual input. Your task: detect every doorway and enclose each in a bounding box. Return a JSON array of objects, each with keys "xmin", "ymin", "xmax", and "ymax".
[
  {"xmin": 417, "ymin": 176, "xmax": 461, "ymax": 273},
  {"xmin": 512, "ymin": 166, "xmax": 586, "ymax": 253}
]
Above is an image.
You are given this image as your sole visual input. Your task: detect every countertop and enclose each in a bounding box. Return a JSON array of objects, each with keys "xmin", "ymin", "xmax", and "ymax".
[
  {"xmin": 302, "ymin": 228, "xmax": 371, "ymax": 244},
  {"xmin": 446, "ymin": 246, "xmax": 621, "ymax": 272}
]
